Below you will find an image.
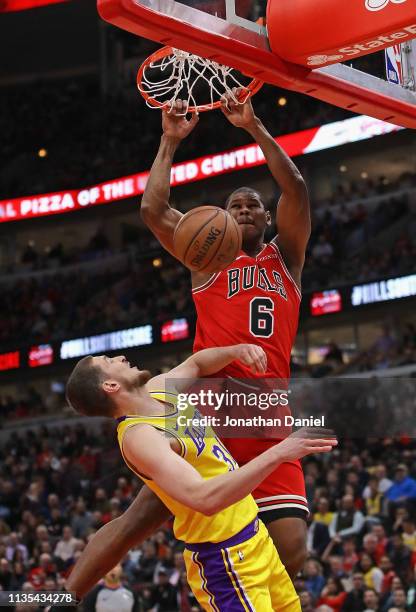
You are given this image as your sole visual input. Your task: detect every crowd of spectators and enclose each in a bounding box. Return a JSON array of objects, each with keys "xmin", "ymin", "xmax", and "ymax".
[
  {"xmin": 309, "ymin": 321, "xmax": 416, "ymax": 378},
  {"xmin": 1, "ymin": 174, "xmax": 415, "ymax": 351},
  {"xmin": 0, "ymin": 245, "xmax": 193, "ymax": 349},
  {"xmin": 0, "ymin": 76, "xmax": 350, "ymax": 200},
  {"xmin": 0, "ymin": 421, "xmax": 200, "ymax": 611},
  {"xmin": 305, "ymin": 174, "xmax": 416, "ymax": 289},
  {"xmin": 300, "ymin": 435, "xmax": 416, "ymax": 611},
  {"xmin": 2, "ymin": 417, "xmax": 416, "ymax": 610}
]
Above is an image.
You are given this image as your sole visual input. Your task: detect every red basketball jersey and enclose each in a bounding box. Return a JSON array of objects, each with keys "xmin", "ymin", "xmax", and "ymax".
[
  {"xmin": 192, "ymin": 242, "xmax": 307, "ymax": 513},
  {"xmin": 193, "ymin": 242, "xmax": 301, "ymax": 380}
]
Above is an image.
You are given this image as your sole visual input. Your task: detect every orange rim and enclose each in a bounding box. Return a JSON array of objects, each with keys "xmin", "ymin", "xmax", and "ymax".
[{"xmin": 137, "ymin": 45, "xmax": 263, "ymax": 113}]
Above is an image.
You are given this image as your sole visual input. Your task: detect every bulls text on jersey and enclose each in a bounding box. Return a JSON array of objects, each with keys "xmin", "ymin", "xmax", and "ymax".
[{"xmin": 227, "ymin": 265, "xmax": 288, "ymax": 300}]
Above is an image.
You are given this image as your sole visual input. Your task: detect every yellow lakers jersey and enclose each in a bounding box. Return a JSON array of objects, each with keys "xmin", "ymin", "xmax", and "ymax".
[{"xmin": 117, "ymin": 391, "xmax": 258, "ymax": 544}]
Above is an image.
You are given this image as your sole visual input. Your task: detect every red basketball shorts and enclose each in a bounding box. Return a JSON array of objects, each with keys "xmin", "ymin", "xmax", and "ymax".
[{"xmin": 223, "ymin": 438, "xmax": 309, "ymax": 523}]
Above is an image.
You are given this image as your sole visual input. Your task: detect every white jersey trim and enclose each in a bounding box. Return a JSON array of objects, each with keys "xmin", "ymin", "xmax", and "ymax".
[
  {"xmin": 256, "ymin": 494, "xmax": 308, "ymax": 503},
  {"xmin": 257, "ymin": 502, "xmax": 309, "ymax": 513},
  {"xmin": 269, "ymin": 242, "xmax": 302, "ymax": 301},
  {"xmin": 192, "ymin": 271, "xmax": 221, "ymax": 294}
]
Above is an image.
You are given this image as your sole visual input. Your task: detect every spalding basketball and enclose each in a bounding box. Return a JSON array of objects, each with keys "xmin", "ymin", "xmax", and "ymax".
[{"xmin": 173, "ymin": 206, "xmax": 242, "ymax": 273}]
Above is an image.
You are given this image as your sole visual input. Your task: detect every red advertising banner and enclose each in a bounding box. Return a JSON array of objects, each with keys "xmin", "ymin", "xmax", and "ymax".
[
  {"xmin": 161, "ymin": 318, "xmax": 190, "ymax": 343},
  {"xmin": 310, "ymin": 290, "xmax": 343, "ymax": 316},
  {"xmin": 0, "ymin": 0, "xmax": 67, "ymax": 12},
  {"xmin": 0, "ymin": 115, "xmax": 402, "ymax": 224},
  {"xmin": 0, "ymin": 351, "xmax": 20, "ymax": 371},
  {"xmin": 28, "ymin": 344, "xmax": 54, "ymax": 367}
]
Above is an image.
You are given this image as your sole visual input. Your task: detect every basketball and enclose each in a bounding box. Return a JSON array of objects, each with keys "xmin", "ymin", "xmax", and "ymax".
[{"xmin": 173, "ymin": 206, "xmax": 242, "ymax": 273}]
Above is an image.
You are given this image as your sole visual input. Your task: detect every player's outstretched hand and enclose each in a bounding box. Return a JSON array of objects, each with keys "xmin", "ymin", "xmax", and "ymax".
[
  {"xmin": 162, "ymin": 99, "xmax": 199, "ymax": 141},
  {"xmin": 275, "ymin": 428, "xmax": 337, "ymax": 462},
  {"xmin": 220, "ymin": 87, "xmax": 257, "ymax": 130},
  {"xmin": 232, "ymin": 343, "xmax": 267, "ymax": 374}
]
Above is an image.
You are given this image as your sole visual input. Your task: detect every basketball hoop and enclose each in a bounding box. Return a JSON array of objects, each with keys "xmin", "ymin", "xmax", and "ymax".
[{"xmin": 137, "ymin": 46, "xmax": 263, "ymax": 113}]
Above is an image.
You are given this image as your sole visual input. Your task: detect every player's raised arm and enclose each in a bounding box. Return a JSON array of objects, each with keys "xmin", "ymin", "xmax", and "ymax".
[
  {"xmin": 140, "ymin": 102, "xmax": 199, "ymax": 255},
  {"xmin": 123, "ymin": 424, "xmax": 337, "ymax": 517},
  {"xmin": 221, "ymin": 93, "xmax": 311, "ymax": 285},
  {"xmin": 147, "ymin": 344, "xmax": 267, "ymax": 393}
]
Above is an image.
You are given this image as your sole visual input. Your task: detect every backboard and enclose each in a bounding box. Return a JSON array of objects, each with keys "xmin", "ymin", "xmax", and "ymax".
[{"xmin": 97, "ymin": 0, "xmax": 416, "ymax": 128}]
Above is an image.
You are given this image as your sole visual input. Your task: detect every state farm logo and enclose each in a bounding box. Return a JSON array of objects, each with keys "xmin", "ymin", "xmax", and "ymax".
[
  {"xmin": 365, "ymin": 0, "xmax": 407, "ymax": 11},
  {"xmin": 307, "ymin": 23, "xmax": 416, "ymax": 66},
  {"xmin": 307, "ymin": 54, "xmax": 344, "ymax": 66}
]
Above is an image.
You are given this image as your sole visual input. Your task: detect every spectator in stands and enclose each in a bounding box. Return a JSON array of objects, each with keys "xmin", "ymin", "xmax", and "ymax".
[
  {"xmin": 83, "ymin": 564, "xmax": 136, "ymax": 612},
  {"xmin": 93, "ymin": 488, "xmax": 111, "ymax": 517},
  {"xmin": 363, "ymin": 534, "xmax": 379, "ymax": 561},
  {"xmin": 168, "ymin": 551, "xmax": 186, "ymax": 588},
  {"xmin": 392, "ymin": 507, "xmax": 409, "ymax": 534},
  {"xmin": 373, "ymin": 466, "xmax": 394, "ymax": 497},
  {"xmin": 365, "ymin": 477, "xmax": 384, "ymax": 521},
  {"xmin": 385, "ymin": 465, "xmax": 416, "ymax": 507},
  {"xmin": 368, "ymin": 324, "xmax": 398, "ymax": 370},
  {"xmin": 71, "ymin": 499, "xmax": 94, "ymax": 539},
  {"xmin": 135, "ymin": 540, "xmax": 158, "ymax": 585},
  {"xmin": 341, "ymin": 572, "xmax": 365, "ymax": 611},
  {"xmin": 5, "ymin": 532, "xmax": 28, "ymax": 564},
  {"xmin": 27, "ymin": 552, "xmax": 56, "ymax": 590},
  {"xmin": 47, "ymin": 508, "xmax": 66, "ymax": 538},
  {"xmin": 53, "ymin": 526, "xmax": 79, "ymax": 570},
  {"xmin": 0, "ymin": 557, "xmax": 12, "ymax": 590},
  {"xmin": 358, "ymin": 552, "xmax": 384, "ymax": 593},
  {"xmin": 363, "ymin": 588, "xmax": 380, "ymax": 611},
  {"xmin": 379, "ymin": 556, "xmax": 396, "ymax": 596},
  {"xmin": 329, "ymin": 494, "xmax": 365, "ymax": 539},
  {"xmin": 341, "ymin": 537, "xmax": 359, "ymax": 574},
  {"xmin": 10, "ymin": 560, "xmax": 26, "ymax": 589},
  {"xmin": 389, "ymin": 587, "xmax": 409, "ymax": 611},
  {"xmin": 401, "ymin": 518, "xmax": 416, "ymax": 553},
  {"xmin": 387, "ymin": 534, "xmax": 412, "ymax": 583},
  {"xmin": 299, "ymin": 589, "xmax": 314, "ymax": 612},
  {"xmin": 314, "ymin": 497, "xmax": 334, "ymax": 526},
  {"xmin": 304, "ymin": 558, "xmax": 326, "ymax": 601},
  {"xmin": 317, "ymin": 576, "xmax": 347, "ymax": 610},
  {"xmin": 151, "ymin": 568, "xmax": 179, "ymax": 611},
  {"xmin": 380, "ymin": 575, "xmax": 405, "ymax": 611}
]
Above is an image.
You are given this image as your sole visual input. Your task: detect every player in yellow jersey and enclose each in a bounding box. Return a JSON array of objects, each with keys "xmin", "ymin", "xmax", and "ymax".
[{"xmin": 65, "ymin": 344, "xmax": 337, "ymax": 611}]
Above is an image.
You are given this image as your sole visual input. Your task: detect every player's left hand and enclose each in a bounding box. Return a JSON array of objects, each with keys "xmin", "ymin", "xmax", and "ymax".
[
  {"xmin": 220, "ymin": 88, "xmax": 257, "ymax": 130},
  {"xmin": 232, "ymin": 344, "xmax": 267, "ymax": 374}
]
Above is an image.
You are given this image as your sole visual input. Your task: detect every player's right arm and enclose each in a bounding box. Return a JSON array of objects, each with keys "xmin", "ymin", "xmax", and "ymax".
[
  {"xmin": 140, "ymin": 104, "xmax": 198, "ymax": 255},
  {"xmin": 123, "ymin": 425, "xmax": 337, "ymax": 516},
  {"xmin": 63, "ymin": 485, "xmax": 170, "ymax": 599}
]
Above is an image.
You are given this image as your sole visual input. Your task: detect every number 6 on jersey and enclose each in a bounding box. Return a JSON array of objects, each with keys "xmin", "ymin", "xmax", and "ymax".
[{"xmin": 250, "ymin": 297, "xmax": 275, "ymax": 337}]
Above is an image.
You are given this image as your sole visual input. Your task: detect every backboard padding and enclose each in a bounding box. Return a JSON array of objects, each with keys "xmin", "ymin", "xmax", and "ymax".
[{"xmin": 97, "ymin": 0, "xmax": 416, "ymax": 128}]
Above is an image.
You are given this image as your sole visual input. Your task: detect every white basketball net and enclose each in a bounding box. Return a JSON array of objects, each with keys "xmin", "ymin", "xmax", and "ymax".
[{"xmin": 138, "ymin": 48, "xmax": 254, "ymax": 113}]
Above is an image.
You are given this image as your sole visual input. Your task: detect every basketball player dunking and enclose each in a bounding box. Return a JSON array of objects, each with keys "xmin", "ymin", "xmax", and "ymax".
[
  {"xmin": 140, "ymin": 94, "xmax": 310, "ymax": 572},
  {"xmin": 58, "ymin": 94, "xmax": 311, "ymax": 603}
]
